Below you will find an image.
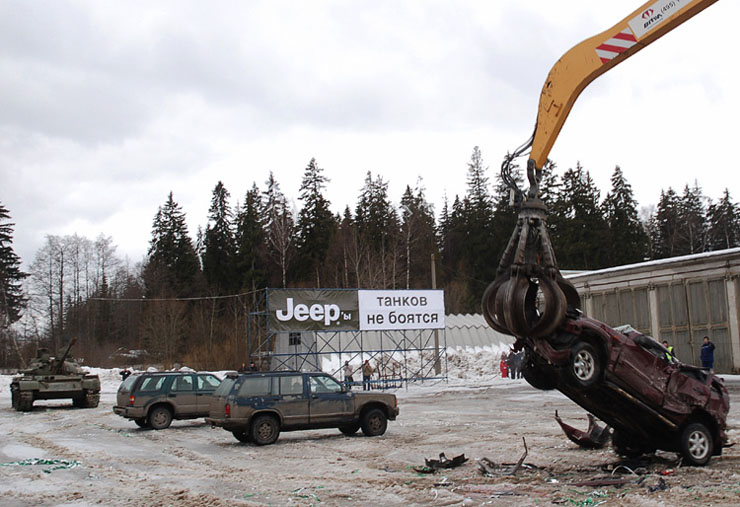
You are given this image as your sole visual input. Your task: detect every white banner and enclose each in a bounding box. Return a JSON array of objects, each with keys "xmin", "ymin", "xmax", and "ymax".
[{"xmin": 358, "ymin": 290, "xmax": 445, "ymax": 330}]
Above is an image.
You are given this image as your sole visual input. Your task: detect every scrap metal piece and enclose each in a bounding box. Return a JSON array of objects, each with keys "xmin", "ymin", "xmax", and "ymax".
[
  {"xmin": 554, "ymin": 410, "xmax": 612, "ymax": 449},
  {"xmin": 425, "ymin": 453, "xmax": 468, "ymax": 469},
  {"xmin": 413, "ymin": 453, "xmax": 468, "ymax": 474}
]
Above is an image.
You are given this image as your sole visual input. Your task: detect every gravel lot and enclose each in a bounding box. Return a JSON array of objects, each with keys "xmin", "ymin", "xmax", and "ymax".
[{"xmin": 1, "ymin": 369, "xmax": 738, "ymax": 506}]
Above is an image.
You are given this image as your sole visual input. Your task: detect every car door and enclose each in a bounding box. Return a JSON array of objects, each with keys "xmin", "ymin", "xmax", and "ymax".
[
  {"xmin": 168, "ymin": 374, "xmax": 198, "ymax": 416},
  {"xmin": 276, "ymin": 374, "xmax": 309, "ymax": 428},
  {"xmin": 613, "ymin": 338, "xmax": 669, "ymax": 407},
  {"xmin": 308, "ymin": 374, "xmax": 354, "ymax": 425},
  {"xmin": 195, "ymin": 374, "xmax": 222, "ymax": 414}
]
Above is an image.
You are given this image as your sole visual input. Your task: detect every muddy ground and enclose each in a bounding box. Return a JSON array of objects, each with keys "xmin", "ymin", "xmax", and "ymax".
[{"xmin": 0, "ymin": 373, "xmax": 738, "ymax": 506}]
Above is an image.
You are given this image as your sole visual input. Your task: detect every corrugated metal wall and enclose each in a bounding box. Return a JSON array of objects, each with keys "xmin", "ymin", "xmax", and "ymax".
[{"xmin": 571, "ymin": 249, "xmax": 740, "ymax": 373}]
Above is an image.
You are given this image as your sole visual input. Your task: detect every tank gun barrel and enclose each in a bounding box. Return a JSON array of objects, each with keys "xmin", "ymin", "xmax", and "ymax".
[{"xmin": 55, "ymin": 338, "xmax": 77, "ymax": 374}]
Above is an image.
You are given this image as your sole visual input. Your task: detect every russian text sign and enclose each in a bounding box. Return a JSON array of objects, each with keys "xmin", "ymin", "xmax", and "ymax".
[{"xmin": 358, "ymin": 289, "xmax": 445, "ymax": 330}]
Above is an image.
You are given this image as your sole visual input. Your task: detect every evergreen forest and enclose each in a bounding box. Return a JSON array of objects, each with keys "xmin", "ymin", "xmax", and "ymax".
[{"xmin": 2, "ymin": 149, "xmax": 739, "ymax": 369}]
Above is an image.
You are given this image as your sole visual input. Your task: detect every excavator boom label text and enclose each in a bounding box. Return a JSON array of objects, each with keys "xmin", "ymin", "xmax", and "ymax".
[{"xmin": 628, "ymin": 0, "xmax": 692, "ymax": 38}]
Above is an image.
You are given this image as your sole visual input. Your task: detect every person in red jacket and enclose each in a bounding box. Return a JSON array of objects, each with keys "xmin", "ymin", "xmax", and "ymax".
[{"xmin": 499, "ymin": 353, "xmax": 509, "ymax": 378}]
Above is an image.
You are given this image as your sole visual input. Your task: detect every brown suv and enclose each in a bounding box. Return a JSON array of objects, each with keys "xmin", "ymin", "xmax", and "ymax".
[
  {"xmin": 113, "ymin": 371, "xmax": 222, "ymax": 429},
  {"xmin": 205, "ymin": 370, "xmax": 399, "ymax": 445}
]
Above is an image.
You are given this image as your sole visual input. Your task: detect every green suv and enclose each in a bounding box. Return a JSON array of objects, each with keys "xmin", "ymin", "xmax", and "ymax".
[
  {"xmin": 206, "ymin": 370, "xmax": 399, "ymax": 445},
  {"xmin": 113, "ymin": 371, "xmax": 222, "ymax": 429}
]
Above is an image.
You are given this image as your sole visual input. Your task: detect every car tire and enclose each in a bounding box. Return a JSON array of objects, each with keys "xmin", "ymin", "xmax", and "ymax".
[
  {"xmin": 680, "ymin": 423, "xmax": 713, "ymax": 466},
  {"xmin": 148, "ymin": 406, "xmax": 173, "ymax": 430},
  {"xmin": 522, "ymin": 354, "xmax": 557, "ymax": 391},
  {"xmin": 251, "ymin": 415, "xmax": 280, "ymax": 445},
  {"xmin": 339, "ymin": 423, "xmax": 360, "ymax": 435},
  {"xmin": 232, "ymin": 429, "xmax": 251, "ymax": 443},
  {"xmin": 134, "ymin": 418, "xmax": 149, "ymax": 428},
  {"xmin": 569, "ymin": 342, "xmax": 602, "ymax": 387},
  {"xmin": 361, "ymin": 408, "xmax": 388, "ymax": 437}
]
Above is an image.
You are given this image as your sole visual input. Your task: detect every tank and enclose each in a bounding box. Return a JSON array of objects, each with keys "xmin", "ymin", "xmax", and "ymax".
[{"xmin": 9, "ymin": 338, "xmax": 101, "ymax": 412}]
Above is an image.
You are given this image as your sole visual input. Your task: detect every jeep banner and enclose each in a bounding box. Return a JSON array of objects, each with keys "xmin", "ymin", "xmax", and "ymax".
[
  {"xmin": 268, "ymin": 289, "xmax": 360, "ymax": 332},
  {"xmin": 268, "ymin": 289, "xmax": 445, "ymax": 332}
]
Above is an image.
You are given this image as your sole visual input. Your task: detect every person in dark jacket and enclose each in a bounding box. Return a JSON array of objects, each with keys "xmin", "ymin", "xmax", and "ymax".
[{"xmin": 700, "ymin": 336, "xmax": 715, "ymax": 371}]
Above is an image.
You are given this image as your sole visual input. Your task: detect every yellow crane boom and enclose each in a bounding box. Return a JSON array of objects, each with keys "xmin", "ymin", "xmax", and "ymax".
[{"xmin": 530, "ymin": 0, "xmax": 720, "ymax": 173}]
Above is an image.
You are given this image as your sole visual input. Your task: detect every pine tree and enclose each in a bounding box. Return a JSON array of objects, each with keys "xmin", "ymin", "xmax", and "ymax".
[
  {"xmin": 145, "ymin": 192, "xmax": 201, "ymax": 297},
  {"xmin": 707, "ymin": 189, "xmax": 740, "ymax": 250},
  {"xmin": 549, "ymin": 162, "xmax": 609, "ymax": 269},
  {"xmin": 0, "ymin": 201, "xmax": 28, "ymax": 327},
  {"xmin": 202, "ymin": 181, "xmax": 236, "ymax": 293},
  {"xmin": 676, "ymin": 183, "xmax": 707, "ymax": 255},
  {"xmin": 602, "ymin": 166, "xmax": 649, "ymax": 265},
  {"xmin": 461, "ymin": 146, "xmax": 496, "ymax": 304},
  {"xmin": 295, "ymin": 158, "xmax": 336, "ymax": 286},
  {"xmin": 399, "ymin": 179, "xmax": 436, "ymax": 289},
  {"xmin": 653, "ymin": 188, "xmax": 680, "ymax": 259},
  {"xmin": 234, "ymin": 183, "xmax": 267, "ymax": 291},
  {"xmin": 354, "ymin": 171, "xmax": 399, "ymax": 288}
]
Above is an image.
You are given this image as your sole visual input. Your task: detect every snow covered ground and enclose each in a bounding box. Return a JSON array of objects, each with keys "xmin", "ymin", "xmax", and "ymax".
[{"xmin": 1, "ymin": 350, "xmax": 738, "ymax": 506}]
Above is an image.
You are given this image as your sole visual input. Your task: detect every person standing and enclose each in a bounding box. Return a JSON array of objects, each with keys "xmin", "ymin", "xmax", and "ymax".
[
  {"xmin": 499, "ymin": 353, "xmax": 509, "ymax": 379},
  {"xmin": 362, "ymin": 360, "xmax": 374, "ymax": 390},
  {"xmin": 343, "ymin": 361, "xmax": 354, "ymax": 390},
  {"xmin": 662, "ymin": 340, "xmax": 675, "ymax": 362},
  {"xmin": 700, "ymin": 336, "xmax": 716, "ymax": 372}
]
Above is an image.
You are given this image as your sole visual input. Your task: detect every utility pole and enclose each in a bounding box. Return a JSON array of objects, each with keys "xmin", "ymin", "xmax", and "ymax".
[{"xmin": 431, "ymin": 253, "xmax": 441, "ymax": 375}]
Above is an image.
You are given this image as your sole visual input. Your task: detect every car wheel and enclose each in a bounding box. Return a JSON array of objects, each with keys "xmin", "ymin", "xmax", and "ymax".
[
  {"xmin": 361, "ymin": 408, "xmax": 388, "ymax": 437},
  {"xmin": 339, "ymin": 423, "xmax": 360, "ymax": 435},
  {"xmin": 680, "ymin": 423, "xmax": 713, "ymax": 466},
  {"xmin": 134, "ymin": 418, "xmax": 149, "ymax": 428},
  {"xmin": 251, "ymin": 415, "xmax": 280, "ymax": 445},
  {"xmin": 569, "ymin": 342, "xmax": 601, "ymax": 387},
  {"xmin": 522, "ymin": 355, "xmax": 557, "ymax": 391},
  {"xmin": 232, "ymin": 429, "xmax": 251, "ymax": 443},
  {"xmin": 148, "ymin": 406, "xmax": 173, "ymax": 430}
]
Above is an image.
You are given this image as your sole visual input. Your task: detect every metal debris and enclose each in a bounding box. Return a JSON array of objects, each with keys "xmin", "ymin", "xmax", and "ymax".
[
  {"xmin": 554, "ymin": 410, "xmax": 611, "ymax": 449},
  {"xmin": 414, "ymin": 452, "xmax": 468, "ymax": 473},
  {"xmin": 478, "ymin": 437, "xmax": 535, "ymax": 476}
]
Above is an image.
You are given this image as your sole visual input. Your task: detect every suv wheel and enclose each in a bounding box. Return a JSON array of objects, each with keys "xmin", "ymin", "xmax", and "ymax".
[
  {"xmin": 680, "ymin": 423, "xmax": 713, "ymax": 466},
  {"xmin": 339, "ymin": 423, "xmax": 360, "ymax": 435},
  {"xmin": 232, "ymin": 429, "xmax": 251, "ymax": 443},
  {"xmin": 569, "ymin": 342, "xmax": 601, "ymax": 387},
  {"xmin": 251, "ymin": 415, "xmax": 280, "ymax": 445},
  {"xmin": 361, "ymin": 408, "xmax": 387, "ymax": 437},
  {"xmin": 149, "ymin": 406, "xmax": 173, "ymax": 430}
]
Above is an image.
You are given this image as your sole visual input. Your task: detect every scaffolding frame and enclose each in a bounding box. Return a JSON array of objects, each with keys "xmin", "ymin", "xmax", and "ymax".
[{"xmin": 246, "ymin": 289, "xmax": 447, "ymax": 389}]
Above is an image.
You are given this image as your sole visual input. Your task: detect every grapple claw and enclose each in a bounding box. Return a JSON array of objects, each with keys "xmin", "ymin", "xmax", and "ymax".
[{"xmin": 481, "ymin": 198, "xmax": 580, "ymax": 339}]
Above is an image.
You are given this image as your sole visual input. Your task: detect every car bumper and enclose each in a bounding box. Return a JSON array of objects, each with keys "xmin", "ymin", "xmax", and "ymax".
[
  {"xmin": 205, "ymin": 417, "xmax": 249, "ymax": 431},
  {"xmin": 113, "ymin": 405, "xmax": 145, "ymax": 419}
]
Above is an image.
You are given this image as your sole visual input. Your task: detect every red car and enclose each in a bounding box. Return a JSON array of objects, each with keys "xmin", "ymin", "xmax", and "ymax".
[{"xmin": 519, "ymin": 312, "xmax": 730, "ymax": 466}]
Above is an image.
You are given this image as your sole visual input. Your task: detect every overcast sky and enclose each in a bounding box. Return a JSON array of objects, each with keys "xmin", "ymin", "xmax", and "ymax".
[{"xmin": 1, "ymin": 0, "xmax": 737, "ymax": 268}]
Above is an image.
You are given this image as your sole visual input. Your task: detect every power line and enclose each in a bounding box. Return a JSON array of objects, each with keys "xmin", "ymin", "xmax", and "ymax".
[{"xmin": 88, "ymin": 288, "xmax": 264, "ymax": 302}]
